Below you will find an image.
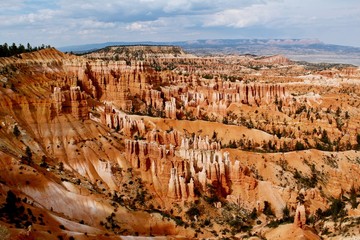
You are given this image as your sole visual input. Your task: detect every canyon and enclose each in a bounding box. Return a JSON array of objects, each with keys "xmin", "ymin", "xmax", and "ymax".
[{"xmin": 0, "ymin": 46, "xmax": 360, "ymax": 239}]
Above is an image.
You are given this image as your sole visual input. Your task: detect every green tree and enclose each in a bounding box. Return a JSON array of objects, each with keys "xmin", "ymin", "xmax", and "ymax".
[
  {"xmin": 9, "ymin": 43, "xmax": 18, "ymax": 55},
  {"xmin": 0, "ymin": 42, "xmax": 51, "ymax": 57},
  {"xmin": 10, "ymin": 83, "xmax": 16, "ymax": 92},
  {"xmin": 58, "ymin": 162, "xmax": 64, "ymax": 171},
  {"xmin": 295, "ymin": 141, "xmax": 305, "ymax": 151},
  {"xmin": 250, "ymin": 207, "xmax": 257, "ymax": 220},
  {"xmin": 26, "ymin": 43, "xmax": 32, "ymax": 52},
  {"xmin": 25, "ymin": 146, "xmax": 32, "ymax": 161},
  {"xmin": 263, "ymin": 201, "xmax": 274, "ymax": 216},
  {"xmin": 13, "ymin": 125, "xmax": 20, "ymax": 137},
  {"xmin": 40, "ymin": 155, "xmax": 48, "ymax": 168},
  {"xmin": 186, "ymin": 204, "xmax": 201, "ymax": 220},
  {"xmin": 18, "ymin": 44, "xmax": 25, "ymax": 53},
  {"xmin": 296, "ymin": 193, "xmax": 305, "ymax": 204},
  {"xmin": 336, "ymin": 107, "xmax": 341, "ymax": 117},
  {"xmin": 282, "ymin": 205, "xmax": 290, "ymax": 220},
  {"xmin": 329, "ymin": 197, "xmax": 346, "ymax": 220},
  {"xmin": 321, "ymin": 129, "xmax": 331, "ymax": 145},
  {"xmin": 212, "ymin": 131, "xmax": 218, "ymax": 140},
  {"xmin": 350, "ymin": 185, "xmax": 358, "ymax": 209},
  {"xmin": 3, "ymin": 190, "xmax": 18, "ymax": 220},
  {"xmin": 0, "ymin": 43, "xmax": 10, "ymax": 57}
]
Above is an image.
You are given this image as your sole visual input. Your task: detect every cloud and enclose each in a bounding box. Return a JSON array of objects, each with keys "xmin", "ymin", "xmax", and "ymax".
[
  {"xmin": 24, "ymin": 9, "xmax": 58, "ymax": 23},
  {"xmin": 203, "ymin": 3, "xmax": 278, "ymax": 28},
  {"xmin": 0, "ymin": 0, "xmax": 26, "ymax": 11},
  {"xmin": 126, "ymin": 22, "xmax": 152, "ymax": 32},
  {"xmin": 0, "ymin": 0, "xmax": 360, "ymax": 47},
  {"xmin": 0, "ymin": 9, "xmax": 58, "ymax": 26},
  {"xmin": 80, "ymin": 19, "xmax": 116, "ymax": 29}
]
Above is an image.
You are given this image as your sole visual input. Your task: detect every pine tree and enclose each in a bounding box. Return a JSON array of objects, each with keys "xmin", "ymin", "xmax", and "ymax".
[
  {"xmin": 3, "ymin": 190, "xmax": 18, "ymax": 220},
  {"xmin": 350, "ymin": 185, "xmax": 358, "ymax": 209},
  {"xmin": 13, "ymin": 125, "xmax": 20, "ymax": 137},
  {"xmin": 25, "ymin": 146, "xmax": 32, "ymax": 161}
]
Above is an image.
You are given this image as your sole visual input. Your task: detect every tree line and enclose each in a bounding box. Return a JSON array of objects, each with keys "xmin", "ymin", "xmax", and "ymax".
[{"xmin": 0, "ymin": 43, "xmax": 52, "ymax": 57}]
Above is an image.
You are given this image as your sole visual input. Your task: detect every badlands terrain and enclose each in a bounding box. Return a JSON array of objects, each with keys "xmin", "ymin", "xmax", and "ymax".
[{"xmin": 0, "ymin": 45, "xmax": 360, "ymax": 239}]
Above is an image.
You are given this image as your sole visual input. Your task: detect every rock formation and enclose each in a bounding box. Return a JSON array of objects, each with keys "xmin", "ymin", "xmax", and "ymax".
[
  {"xmin": 0, "ymin": 47, "xmax": 360, "ymax": 239},
  {"xmin": 165, "ymin": 97, "xmax": 177, "ymax": 119},
  {"xmin": 294, "ymin": 203, "xmax": 307, "ymax": 228},
  {"xmin": 52, "ymin": 86, "xmax": 89, "ymax": 119}
]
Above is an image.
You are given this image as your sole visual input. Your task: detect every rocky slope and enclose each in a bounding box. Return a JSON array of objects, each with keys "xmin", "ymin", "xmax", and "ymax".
[
  {"xmin": 0, "ymin": 47, "xmax": 360, "ymax": 239},
  {"xmin": 84, "ymin": 45, "xmax": 195, "ymax": 61}
]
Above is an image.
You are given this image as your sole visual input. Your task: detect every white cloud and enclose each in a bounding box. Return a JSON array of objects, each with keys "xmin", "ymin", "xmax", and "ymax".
[
  {"xmin": 0, "ymin": 0, "xmax": 26, "ymax": 10},
  {"xmin": 0, "ymin": 9, "xmax": 58, "ymax": 26},
  {"xmin": 203, "ymin": 4, "xmax": 276, "ymax": 28},
  {"xmin": 126, "ymin": 22, "xmax": 150, "ymax": 31},
  {"xmin": 125, "ymin": 18, "xmax": 171, "ymax": 33},
  {"xmin": 80, "ymin": 19, "xmax": 116, "ymax": 29},
  {"xmin": 0, "ymin": 0, "xmax": 360, "ymax": 47},
  {"xmin": 25, "ymin": 9, "xmax": 58, "ymax": 23},
  {"xmin": 78, "ymin": 29, "xmax": 97, "ymax": 35}
]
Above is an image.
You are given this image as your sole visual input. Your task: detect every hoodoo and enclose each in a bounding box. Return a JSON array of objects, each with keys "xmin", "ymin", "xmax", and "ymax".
[{"xmin": 0, "ymin": 46, "xmax": 359, "ymax": 239}]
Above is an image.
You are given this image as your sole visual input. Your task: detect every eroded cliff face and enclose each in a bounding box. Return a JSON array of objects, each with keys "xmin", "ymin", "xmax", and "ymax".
[
  {"xmin": 55, "ymin": 55, "xmax": 289, "ymax": 121},
  {"xmin": 52, "ymin": 86, "xmax": 89, "ymax": 119},
  {"xmin": 0, "ymin": 47, "xmax": 360, "ymax": 239}
]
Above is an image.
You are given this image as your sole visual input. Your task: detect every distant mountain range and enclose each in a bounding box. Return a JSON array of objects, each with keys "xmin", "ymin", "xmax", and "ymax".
[{"xmin": 58, "ymin": 39, "xmax": 360, "ymax": 66}]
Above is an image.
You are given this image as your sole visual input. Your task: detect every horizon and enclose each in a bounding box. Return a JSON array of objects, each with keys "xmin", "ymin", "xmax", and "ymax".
[
  {"xmin": 58, "ymin": 38, "xmax": 327, "ymax": 49},
  {"xmin": 1, "ymin": 38, "xmax": 359, "ymax": 51},
  {"xmin": 0, "ymin": 0, "xmax": 359, "ymax": 48}
]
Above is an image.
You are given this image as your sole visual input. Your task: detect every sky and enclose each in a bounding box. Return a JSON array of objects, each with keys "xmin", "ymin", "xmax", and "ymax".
[{"xmin": 0, "ymin": 0, "xmax": 359, "ymax": 48}]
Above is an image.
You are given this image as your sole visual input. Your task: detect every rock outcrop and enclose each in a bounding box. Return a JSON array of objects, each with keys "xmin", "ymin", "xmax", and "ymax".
[
  {"xmin": 84, "ymin": 45, "xmax": 192, "ymax": 60},
  {"xmin": 294, "ymin": 203, "xmax": 307, "ymax": 228},
  {"xmin": 52, "ymin": 86, "xmax": 89, "ymax": 119},
  {"xmin": 122, "ymin": 127, "xmax": 256, "ymax": 201},
  {"xmin": 165, "ymin": 97, "xmax": 177, "ymax": 119}
]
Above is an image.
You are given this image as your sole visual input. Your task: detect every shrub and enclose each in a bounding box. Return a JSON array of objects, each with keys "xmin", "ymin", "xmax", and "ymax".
[
  {"xmin": 173, "ymin": 216, "xmax": 185, "ymax": 226},
  {"xmin": 293, "ymin": 168, "xmax": 318, "ymax": 189},
  {"xmin": 204, "ymin": 184, "xmax": 220, "ymax": 204},
  {"xmin": 0, "ymin": 225, "xmax": 10, "ymax": 239},
  {"xmin": 295, "ymin": 141, "xmax": 305, "ymax": 151},
  {"xmin": 186, "ymin": 205, "xmax": 201, "ymax": 220},
  {"xmin": 267, "ymin": 220, "xmax": 280, "ymax": 228},
  {"xmin": 250, "ymin": 208, "xmax": 257, "ymax": 220},
  {"xmin": 320, "ymin": 129, "xmax": 331, "ymax": 145},
  {"xmin": 58, "ymin": 162, "xmax": 64, "ymax": 171},
  {"xmin": 202, "ymin": 74, "xmax": 213, "ymax": 79},
  {"xmin": 263, "ymin": 201, "xmax": 274, "ymax": 216},
  {"xmin": 329, "ymin": 198, "xmax": 346, "ymax": 220}
]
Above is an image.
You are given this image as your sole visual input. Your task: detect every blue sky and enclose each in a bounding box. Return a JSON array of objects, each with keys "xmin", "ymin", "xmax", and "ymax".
[{"xmin": 0, "ymin": 0, "xmax": 359, "ymax": 48}]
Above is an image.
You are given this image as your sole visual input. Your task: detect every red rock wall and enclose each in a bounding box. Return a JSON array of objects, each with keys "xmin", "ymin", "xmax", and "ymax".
[{"xmin": 52, "ymin": 86, "xmax": 88, "ymax": 119}]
